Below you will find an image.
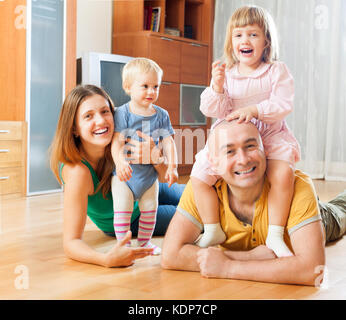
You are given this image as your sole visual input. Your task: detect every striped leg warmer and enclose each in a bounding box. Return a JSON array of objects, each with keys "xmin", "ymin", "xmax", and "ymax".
[
  {"xmin": 111, "ymin": 175, "xmax": 134, "ymax": 246},
  {"xmin": 137, "ymin": 180, "xmax": 161, "ymax": 255}
]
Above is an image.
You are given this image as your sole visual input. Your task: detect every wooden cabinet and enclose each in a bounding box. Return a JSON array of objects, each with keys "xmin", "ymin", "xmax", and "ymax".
[
  {"xmin": 181, "ymin": 42, "xmax": 209, "ymax": 85},
  {"xmin": 156, "ymin": 82, "xmax": 180, "ymax": 126},
  {"xmin": 149, "ymin": 36, "xmax": 181, "ymax": 83},
  {"xmin": 0, "ymin": 0, "xmax": 26, "ymax": 122},
  {"xmin": 0, "ymin": 121, "xmax": 27, "ymax": 195},
  {"xmin": 113, "ymin": 33, "xmax": 208, "ymax": 85},
  {"xmin": 112, "ymin": 0, "xmax": 215, "ymax": 175}
]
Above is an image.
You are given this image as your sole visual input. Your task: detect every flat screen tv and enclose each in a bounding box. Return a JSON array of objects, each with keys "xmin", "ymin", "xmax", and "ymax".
[{"xmin": 77, "ymin": 52, "xmax": 133, "ymax": 107}]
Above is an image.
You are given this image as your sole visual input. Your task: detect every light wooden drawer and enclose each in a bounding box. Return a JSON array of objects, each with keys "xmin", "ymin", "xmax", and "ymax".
[
  {"xmin": 0, "ymin": 167, "xmax": 23, "ymax": 195},
  {"xmin": 0, "ymin": 140, "xmax": 23, "ymax": 167},
  {"xmin": 0, "ymin": 121, "xmax": 23, "ymax": 140}
]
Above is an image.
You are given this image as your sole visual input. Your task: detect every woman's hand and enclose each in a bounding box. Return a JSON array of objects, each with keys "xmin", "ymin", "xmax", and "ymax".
[
  {"xmin": 103, "ymin": 231, "xmax": 154, "ymax": 268},
  {"xmin": 125, "ymin": 131, "xmax": 164, "ymax": 165},
  {"xmin": 211, "ymin": 60, "xmax": 226, "ymax": 94}
]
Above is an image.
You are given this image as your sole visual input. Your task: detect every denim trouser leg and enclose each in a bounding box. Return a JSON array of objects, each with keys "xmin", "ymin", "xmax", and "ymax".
[
  {"xmin": 320, "ymin": 189, "xmax": 346, "ymax": 242},
  {"xmin": 158, "ymin": 182, "xmax": 186, "ymax": 205},
  {"xmin": 105, "ymin": 182, "xmax": 185, "ymax": 237},
  {"xmin": 131, "ymin": 182, "xmax": 186, "ymax": 236}
]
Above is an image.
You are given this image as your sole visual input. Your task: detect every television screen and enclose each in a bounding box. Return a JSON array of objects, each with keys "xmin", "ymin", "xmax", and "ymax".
[
  {"xmin": 78, "ymin": 52, "xmax": 133, "ymax": 108},
  {"xmin": 100, "ymin": 61, "xmax": 129, "ymax": 108},
  {"xmin": 180, "ymin": 84, "xmax": 207, "ymax": 125}
]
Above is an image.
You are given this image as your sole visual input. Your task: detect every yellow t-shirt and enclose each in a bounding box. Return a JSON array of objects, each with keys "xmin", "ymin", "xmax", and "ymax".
[{"xmin": 177, "ymin": 170, "xmax": 321, "ymax": 251}]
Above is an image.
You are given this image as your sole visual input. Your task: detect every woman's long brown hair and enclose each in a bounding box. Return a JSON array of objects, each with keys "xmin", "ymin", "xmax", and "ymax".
[{"xmin": 49, "ymin": 85, "xmax": 115, "ymax": 198}]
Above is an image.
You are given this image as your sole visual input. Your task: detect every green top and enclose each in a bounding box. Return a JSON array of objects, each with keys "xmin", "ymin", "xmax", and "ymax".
[{"xmin": 60, "ymin": 160, "xmax": 140, "ymax": 233}]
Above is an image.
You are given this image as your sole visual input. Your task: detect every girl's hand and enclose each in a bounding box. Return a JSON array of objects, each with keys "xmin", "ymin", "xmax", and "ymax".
[
  {"xmin": 116, "ymin": 159, "xmax": 132, "ymax": 182},
  {"xmin": 226, "ymin": 105, "xmax": 258, "ymax": 123},
  {"xmin": 165, "ymin": 167, "xmax": 178, "ymax": 187},
  {"xmin": 103, "ymin": 231, "xmax": 153, "ymax": 268},
  {"xmin": 211, "ymin": 60, "xmax": 226, "ymax": 94}
]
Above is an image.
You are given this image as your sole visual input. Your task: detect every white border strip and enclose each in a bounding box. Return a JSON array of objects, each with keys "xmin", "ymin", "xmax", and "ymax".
[
  {"xmin": 62, "ymin": 0, "xmax": 67, "ymax": 99},
  {"xmin": 25, "ymin": 0, "xmax": 32, "ymax": 196},
  {"xmin": 324, "ymin": 1, "xmax": 341, "ymax": 179},
  {"xmin": 26, "ymin": 0, "xmax": 65, "ymax": 196}
]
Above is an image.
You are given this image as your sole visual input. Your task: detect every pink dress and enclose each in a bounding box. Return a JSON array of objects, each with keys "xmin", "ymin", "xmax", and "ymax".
[{"xmin": 191, "ymin": 61, "xmax": 301, "ymax": 186}]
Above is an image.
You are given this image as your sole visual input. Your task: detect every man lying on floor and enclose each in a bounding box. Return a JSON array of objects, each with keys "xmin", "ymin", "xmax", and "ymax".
[{"xmin": 161, "ymin": 120, "xmax": 346, "ymax": 286}]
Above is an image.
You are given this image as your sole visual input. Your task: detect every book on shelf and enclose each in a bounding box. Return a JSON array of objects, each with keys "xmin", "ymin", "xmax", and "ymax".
[
  {"xmin": 144, "ymin": 6, "xmax": 161, "ymax": 32},
  {"xmin": 144, "ymin": 6, "xmax": 153, "ymax": 30},
  {"xmin": 151, "ymin": 7, "xmax": 161, "ymax": 32}
]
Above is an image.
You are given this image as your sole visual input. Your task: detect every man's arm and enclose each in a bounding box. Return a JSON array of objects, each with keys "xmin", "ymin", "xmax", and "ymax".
[
  {"xmin": 161, "ymin": 211, "xmax": 202, "ymax": 272},
  {"xmin": 160, "ymin": 211, "xmax": 274, "ymax": 271},
  {"xmin": 198, "ymin": 220, "xmax": 326, "ymax": 286}
]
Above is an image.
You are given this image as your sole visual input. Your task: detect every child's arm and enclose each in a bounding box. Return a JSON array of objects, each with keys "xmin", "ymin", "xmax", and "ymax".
[
  {"xmin": 211, "ymin": 60, "xmax": 226, "ymax": 93},
  {"xmin": 256, "ymin": 62, "xmax": 294, "ymax": 124},
  {"xmin": 111, "ymin": 132, "xmax": 133, "ymax": 182},
  {"xmin": 200, "ymin": 60, "xmax": 233, "ymax": 119},
  {"xmin": 227, "ymin": 62, "xmax": 294, "ymax": 124},
  {"xmin": 161, "ymin": 135, "xmax": 178, "ymax": 187}
]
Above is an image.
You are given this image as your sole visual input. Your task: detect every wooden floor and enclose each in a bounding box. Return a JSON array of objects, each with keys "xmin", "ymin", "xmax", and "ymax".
[{"xmin": 0, "ymin": 178, "xmax": 345, "ymax": 300}]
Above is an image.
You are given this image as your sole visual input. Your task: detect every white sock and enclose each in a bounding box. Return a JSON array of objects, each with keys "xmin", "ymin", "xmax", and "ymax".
[
  {"xmin": 138, "ymin": 241, "xmax": 161, "ymax": 255},
  {"xmin": 266, "ymin": 225, "xmax": 293, "ymax": 257},
  {"xmin": 195, "ymin": 223, "xmax": 226, "ymax": 248}
]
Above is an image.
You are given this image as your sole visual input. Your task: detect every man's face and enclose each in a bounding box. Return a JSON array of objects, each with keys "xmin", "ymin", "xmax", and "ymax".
[{"xmin": 208, "ymin": 121, "xmax": 266, "ymax": 189}]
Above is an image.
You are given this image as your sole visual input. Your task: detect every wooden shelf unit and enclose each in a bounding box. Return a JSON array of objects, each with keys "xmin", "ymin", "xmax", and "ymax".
[
  {"xmin": 112, "ymin": 0, "xmax": 215, "ymax": 175},
  {"xmin": 113, "ymin": 0, "xmax": 212, "ymax": 42}
]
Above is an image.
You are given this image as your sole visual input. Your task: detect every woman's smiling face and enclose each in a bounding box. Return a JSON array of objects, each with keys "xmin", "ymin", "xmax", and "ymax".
[{"xmin": 74, "ymin": 94, "xmax": 114, "ymax": 150}]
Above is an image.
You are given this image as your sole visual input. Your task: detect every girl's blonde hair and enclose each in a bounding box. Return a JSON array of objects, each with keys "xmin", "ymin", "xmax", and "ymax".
[
  {"xmin": 122, "ymin": 57, "xmax": 163, "ymax": 94},
  {"xmin": 49, "ymin": 84, "xmax": 115, "ymax": 198},
  {"xmin": 223, "ymin": 5, "xmax": 279, "ymax": 68}
]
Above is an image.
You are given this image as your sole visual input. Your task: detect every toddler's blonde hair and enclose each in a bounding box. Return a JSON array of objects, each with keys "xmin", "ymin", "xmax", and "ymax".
[
  {"xmin": 122, "ymin": 57, "xmax": 163, "ymax": 94},
  {"xmin": 223, "ymin": 5, "xmax": 279, "ymax": 68}
]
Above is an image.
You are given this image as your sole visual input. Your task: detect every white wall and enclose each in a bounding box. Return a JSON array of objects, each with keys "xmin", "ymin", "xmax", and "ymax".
[{"xmin": 76, "ymin": 0, "xmax": 113, "ymax": 58}]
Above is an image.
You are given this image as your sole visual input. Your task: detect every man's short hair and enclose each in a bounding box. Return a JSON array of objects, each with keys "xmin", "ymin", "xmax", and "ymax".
[{"xmin": 207, "ymin": 119, "xmax": 263, "ymax": 158}]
